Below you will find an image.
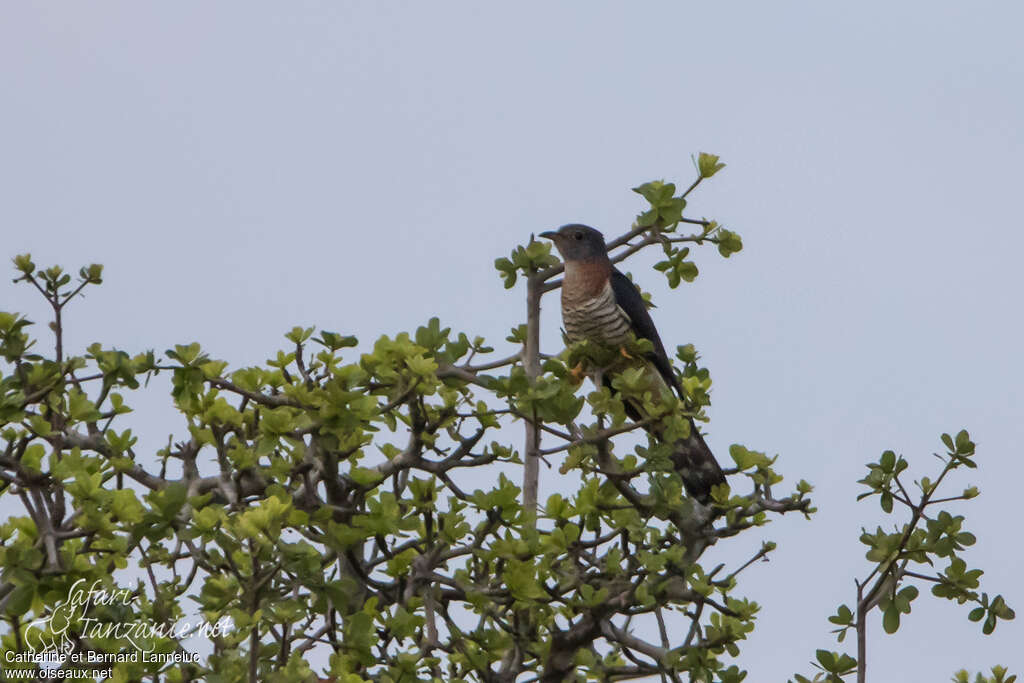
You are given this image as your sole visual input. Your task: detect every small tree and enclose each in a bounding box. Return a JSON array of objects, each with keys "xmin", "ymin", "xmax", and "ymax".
[
  {"xmin": 793, "ymin": 432, "xmax": 1015, "ymax": 682},
  {"xmin": 0, "ymin": 156, "xmax": 1013, "ymax": 682}
]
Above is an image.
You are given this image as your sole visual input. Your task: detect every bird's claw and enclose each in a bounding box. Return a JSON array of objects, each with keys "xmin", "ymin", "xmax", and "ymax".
[
  {"xmin": 569, "ymin": 362, "xmax": 586, "ymax": 384},
  {"xmin": 619, "ymin": 346, "xmax": 634, "ymax": 360}
]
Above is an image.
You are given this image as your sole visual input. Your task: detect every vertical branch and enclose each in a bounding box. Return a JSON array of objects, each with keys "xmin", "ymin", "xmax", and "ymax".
[
  {"xmin": 53, "ymin": 303, "xmax": 63, "ymax": 365},
  {"xmin": 856, "ymin": 579, "xmax": 866, "ymax": 683},
  {"xmin": 522, "ymin": 267, "xmax": 542, "ymax": 527},
  {"xmin": 248, "ymin": 539, "xmax": 260, "ymax": 683}
]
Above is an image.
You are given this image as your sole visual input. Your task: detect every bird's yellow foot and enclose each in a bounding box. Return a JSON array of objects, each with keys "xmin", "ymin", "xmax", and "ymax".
[
  {"xmin": 619, "ymin": 346, "xmax": 634, "ymax": 360},
  {"xmin": 569, "ymin": 362, "xmax": 586, "ymax": 384}
]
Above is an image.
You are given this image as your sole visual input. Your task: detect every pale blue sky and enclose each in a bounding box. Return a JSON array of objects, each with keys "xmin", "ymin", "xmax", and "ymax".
[{"xmin": 3, "ymin": 2, "xmax": 1022, "ymax": 680}]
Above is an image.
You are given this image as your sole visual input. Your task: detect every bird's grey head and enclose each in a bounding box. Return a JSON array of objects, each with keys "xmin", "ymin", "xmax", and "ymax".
[{"xmin": 539, "ymin": 224, "xmax": 608, "ymax": 263}]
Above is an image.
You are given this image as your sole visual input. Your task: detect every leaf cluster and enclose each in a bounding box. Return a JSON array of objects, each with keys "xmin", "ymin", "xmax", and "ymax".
[{"xmin": 791, "ymin": 431, "xmax": 1015, "ymax": 682}]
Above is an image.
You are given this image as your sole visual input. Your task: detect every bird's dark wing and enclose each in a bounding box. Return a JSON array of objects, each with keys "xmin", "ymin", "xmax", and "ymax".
[
  {"xmin": 607, "ymin": 268, "xmax": 725, "ymax": 504},
  {"xmin": 608, "ymin": 268, "xmax": 682, "ymax": 399}
]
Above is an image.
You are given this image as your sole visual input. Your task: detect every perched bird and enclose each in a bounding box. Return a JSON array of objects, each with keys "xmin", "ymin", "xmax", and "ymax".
[{"xmin": 540, "ymin": 223, "xmax": 726, "ymax": 504}]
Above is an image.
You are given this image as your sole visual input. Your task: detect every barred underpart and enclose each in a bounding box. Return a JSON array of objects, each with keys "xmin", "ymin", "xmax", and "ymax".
[{"xmin": 563, "ymin": 281, "xmax": 632, "ymax": 346}]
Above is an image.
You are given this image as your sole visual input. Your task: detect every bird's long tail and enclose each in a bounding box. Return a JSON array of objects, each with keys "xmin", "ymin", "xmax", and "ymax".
[
  {"xmin": 603, "ymin": 375, "xmax": 725, "ymax": 505},
  {"xmin": 669, "ymin": 418, "xmax": 726, "ymax": 505}
]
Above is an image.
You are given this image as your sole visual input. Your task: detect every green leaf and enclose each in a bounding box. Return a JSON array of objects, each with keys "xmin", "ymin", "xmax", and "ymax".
[
  {"xmin": 880, "ymin": 450, "xmax": 895, "ymax": 471},
  {"xmin": 637, "ymin": 208, "xmax": 659, "ymax": 227},
  {"xmin": 828, "ymin": 604, "xmax": 854, "ymax": 626},
  {"xmin": 349, "ymin": 466, "xmax": 382, "ymax": 487},
  {"xmin": 835, "ymin": 654, "xmax": 857, "ymax": 674},
  {"xmin": 13, "ymin": 254, "xmax": 35, "ymax": 275},
  {"xmin": 167, "ymin": 342, "xmax": 205, "ymax": 366},
  {"xmin": 6, "ymin": 584, "xmax": 34, "ymax": 616},
  {"xmin": 315, "ymin": 330, "xmax": 358, "ymax": 350},
  {"xmin": 676, "ymin": 344, "xmax": 697, "ymax": 363},
  {"xmin": 79, "ymin": 263, "xmax": 103, "ymax": 283},
  {"xmin": 632, "ymin": 180, "xmax": 676, "ymax": 205},
  {"xmin": 883, "ymin": 605, "xmax": 900, "ymax": 634},
  {"xmin": 717, "ymin": 228, "xmax": 743, "ymax": 257},
  {"xmin": 677, "ymin": 260, "xmax": 699, "ymax": 283},
  {"xmin": 21, "ymin": 443, "xmax": 45, "ymax": 472},
  {"xmin": 284, "ymin": 326, "xmax": 315, "ymax": 344},
  {"xmin": 954, "ymin": 429, "xmax": 975, "ymax": 456},
  {"xmin": 405, "ymin": 353, "xmax": 438, "ymax": 377},
  {"xmin": 697, "ymin": 152, "xmax": 726, "ymax": 178},
  {"xmin": 110, "ymin": 489, "xmax": 144, "ymax": 523}
]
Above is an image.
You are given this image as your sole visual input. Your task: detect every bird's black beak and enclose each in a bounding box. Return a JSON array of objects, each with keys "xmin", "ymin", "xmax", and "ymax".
[{"xmin": 539, "ymin": 231, "xmax": 559, "ymax": 240}]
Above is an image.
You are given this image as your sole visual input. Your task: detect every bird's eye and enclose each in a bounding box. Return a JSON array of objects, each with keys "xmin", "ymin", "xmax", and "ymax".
[{"xmin": 573, "ymin": 231, "xmax": 583, "ymax": 241}]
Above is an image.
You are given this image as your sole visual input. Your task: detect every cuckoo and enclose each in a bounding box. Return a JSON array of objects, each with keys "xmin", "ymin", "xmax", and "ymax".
[{"xmin": 540, "ymin": 223, "xmax": 726, "ymax": 504}]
